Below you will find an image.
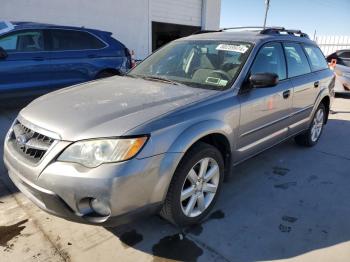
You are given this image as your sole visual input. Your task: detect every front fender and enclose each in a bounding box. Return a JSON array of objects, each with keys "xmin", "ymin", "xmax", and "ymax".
[
  {"xmin": 167, "ymin": 119, "xmax": 233, "ymax": 153},
  {"xmin": 148, "ymin": 120, "xmax": 233, "ymax": 203}
]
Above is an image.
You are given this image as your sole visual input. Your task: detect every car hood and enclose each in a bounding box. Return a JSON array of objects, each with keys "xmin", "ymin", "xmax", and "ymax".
[{"xmin": 19, "ymin": 76, "xmax": 218, "ymax": 141}]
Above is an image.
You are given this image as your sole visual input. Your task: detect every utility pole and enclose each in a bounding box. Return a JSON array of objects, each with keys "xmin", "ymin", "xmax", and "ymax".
[{"xmin": 263, "ymin": 0, "xmax": 270, "ymax": 29}]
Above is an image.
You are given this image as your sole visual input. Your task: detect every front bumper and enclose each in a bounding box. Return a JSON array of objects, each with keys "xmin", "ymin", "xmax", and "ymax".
[{"xmin": 4, "ymin": 137, "xmax": 183, "ymax": 226}]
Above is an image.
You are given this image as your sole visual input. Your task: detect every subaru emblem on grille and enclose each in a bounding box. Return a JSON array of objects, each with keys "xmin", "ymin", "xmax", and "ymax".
[{"xmin": 16, "ymin": 134, "xmax": 28, "ymax": 146}]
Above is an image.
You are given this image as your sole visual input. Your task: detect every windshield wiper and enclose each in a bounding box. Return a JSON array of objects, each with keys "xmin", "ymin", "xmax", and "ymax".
[{"xmin": 140, "ymin": 75, "xmax": 181, "ymax": 86}]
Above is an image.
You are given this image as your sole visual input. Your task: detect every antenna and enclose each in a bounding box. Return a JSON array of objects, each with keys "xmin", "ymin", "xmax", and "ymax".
[{"xmin": 263, "ymin": 0, "xmax": 271, "ymax": 29}]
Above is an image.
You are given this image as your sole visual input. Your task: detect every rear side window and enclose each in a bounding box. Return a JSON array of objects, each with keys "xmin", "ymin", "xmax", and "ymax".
[
  {"xmin": 304, "ymin": 45, "xmax": 328, "ymax": 71},
  {"xmin": 337, "ymin": 51, "xmax": 350, "ymax": 67},
  {"xmin": 338, "ymin": 51, "xmax": 350, "ymax": 59},
  {"xmin": 0, "ymin": 30, "xmax": 44, "ymax": 52},
  {"xmin": 251, "ymin": 42, "xmax": 287, "ymax": 80},
  {"xmin": 283, "ymin": 42, "xmax": 311, "ymax": 77},
  {"xmin": 50, "ymin": 29, "xmax": 106, "ymax": 51}
]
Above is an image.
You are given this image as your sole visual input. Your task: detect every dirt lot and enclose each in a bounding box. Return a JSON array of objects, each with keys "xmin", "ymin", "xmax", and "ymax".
[{"xmin": 1, "ymin": 96, "xmax": 350, "ymax": 262}]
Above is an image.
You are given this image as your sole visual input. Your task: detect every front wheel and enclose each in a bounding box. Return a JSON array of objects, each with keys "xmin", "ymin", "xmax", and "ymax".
[
  {"xmin": 295, "ymin": 103, "xmax": 326, "ymax": 147},
  {"xmin": 160, "ymin": 142, "xmax": 224, "ymax": 226}
]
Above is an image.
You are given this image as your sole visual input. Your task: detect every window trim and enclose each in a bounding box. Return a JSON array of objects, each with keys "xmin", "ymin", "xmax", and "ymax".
[
  {"xmin": 0, "ymin": 29, "xmax": 48, "ymax": 54},
  {"xmin": 46, "ymin": 28, "xmax": 108, "ymax": 52}
]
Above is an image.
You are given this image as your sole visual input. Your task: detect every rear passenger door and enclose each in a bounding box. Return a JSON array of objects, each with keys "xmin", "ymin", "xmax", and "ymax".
[
  {"xmin": 237, "ymin": 42, "xmax": 293, "ymax": 161},
  {"xmin": 47, "ymin": 29, "xmax": 107, "ymax": 89},
  {"xmin": 283, "ymin": 42, "xmax": 318, "ymax": 134}
]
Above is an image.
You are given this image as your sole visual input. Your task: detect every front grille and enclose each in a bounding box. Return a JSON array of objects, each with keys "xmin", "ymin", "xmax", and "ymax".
[{"xmin": 9, "ymin": 121, "xmax": 56, "ymax": 164}]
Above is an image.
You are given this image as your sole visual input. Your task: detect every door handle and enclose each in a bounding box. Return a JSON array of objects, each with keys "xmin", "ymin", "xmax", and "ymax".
[
  {"xmin": 314, "ymin": 81, "xmax": 320, "ymax": 88},
  {"xmin": 283, "ymin": 90, "xmax": 291, "ymax": 99}
]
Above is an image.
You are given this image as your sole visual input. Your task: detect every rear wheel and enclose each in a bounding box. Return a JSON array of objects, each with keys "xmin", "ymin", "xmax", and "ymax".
[
  {"xmin": 161, "ymin": 142, "xmax": 224, "ymax": 226},
  {"xmin": 295, "ymin": 103, "xmax": 326, "ymax": 147}
]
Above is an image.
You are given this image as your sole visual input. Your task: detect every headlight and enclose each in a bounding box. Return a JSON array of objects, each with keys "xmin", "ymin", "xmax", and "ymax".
[{"xmin": 58, "ymin": 137, "xmax": 148, "ymax": 168}]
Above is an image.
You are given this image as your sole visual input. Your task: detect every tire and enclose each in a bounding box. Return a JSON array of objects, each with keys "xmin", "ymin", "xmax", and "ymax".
[
  {"xmin": 95, "ymin": 71, "xmax": 117, "ymax": 79},
  {"xmin": 295, "ymin": 103, "xmax": 326, "ymax": 147},
  {"xmin": 160, "ymin": 142, "xmax": 224, "ymax": 226}
]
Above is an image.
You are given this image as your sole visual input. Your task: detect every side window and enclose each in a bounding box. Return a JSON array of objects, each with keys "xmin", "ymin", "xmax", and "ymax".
[
  {"xmin": 50, "ymin": 29, "xmax": 106, "ymax": 51},
  {"xmin": 0, "ymin": 30, "xmax": 44, "ymax": 52},
  {"xmin": 283, "ymin": 42, "xmax": 311, "ymax": 77},
  {"xmin": 251, "ymin": 42, "xmax": 287, "ymax": 80},
  {"xmin": 338, "ymin": 51, "xmax": 350, "ymax": 59},
  {"xmin": 338, "ymin": 51, "xmax": 350, "ymax": 67},
  {"xmin": 304, "ymin": 45, "xmax": 328, "ymax": 71}
]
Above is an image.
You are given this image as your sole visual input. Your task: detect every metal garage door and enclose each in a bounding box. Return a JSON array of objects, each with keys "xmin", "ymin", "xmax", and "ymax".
[{"xmin": 150, "ymin": 0, "xmax": 203, "ymax": 27}]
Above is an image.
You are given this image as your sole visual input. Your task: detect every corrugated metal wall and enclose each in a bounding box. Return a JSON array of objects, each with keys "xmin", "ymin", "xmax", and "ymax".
[
  {"xmin": 316, "ymin": 36, "xmax": 350, "ymax": 55},
  {"xmin": 151, "ymin": 0, "xmax": 203, "ymax": 26}
]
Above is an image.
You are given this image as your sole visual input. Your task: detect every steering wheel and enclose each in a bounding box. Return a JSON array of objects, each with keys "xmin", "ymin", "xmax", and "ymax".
[{"xmin": 208, "ymin": 70, "xmax": 231, "ymax": 81}]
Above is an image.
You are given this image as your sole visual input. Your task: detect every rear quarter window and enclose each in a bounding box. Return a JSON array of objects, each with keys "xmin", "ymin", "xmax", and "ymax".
[
  {"xmin": 50, "ymin": 29, "xmax": 106, "ymax": 51},
  {"xmin": 304, "ymin": 45, "xmax": 328, "ymax": 71}
]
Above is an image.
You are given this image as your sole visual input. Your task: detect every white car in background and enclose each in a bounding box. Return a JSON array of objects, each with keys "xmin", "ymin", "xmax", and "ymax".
[{"xmin": 327, "ymin": 49, "xmax": 350, "ymax": 94}]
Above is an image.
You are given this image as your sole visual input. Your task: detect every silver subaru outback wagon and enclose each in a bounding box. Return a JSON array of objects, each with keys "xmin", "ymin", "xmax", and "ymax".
[{"xmin": 3, "ymin": 27, "xmax": 334, "ymax": 226}]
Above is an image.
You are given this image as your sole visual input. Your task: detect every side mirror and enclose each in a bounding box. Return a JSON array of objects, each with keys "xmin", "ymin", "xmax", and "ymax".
[
  {"xmin": 0, "ymin": 47, "xmax": 8, "ymax": 59},
  {"xmin": 249, "ymin": 73, "xmax": 279, "ymax": 88}
]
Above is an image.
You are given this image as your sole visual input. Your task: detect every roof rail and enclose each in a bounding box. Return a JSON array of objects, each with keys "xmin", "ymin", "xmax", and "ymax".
[
  {"xmin": 192, "ymin": 26, "xmax": 310, "ymax": 39},
  {"xmin": 192, "ymin": 26, "xmax": 282, "ymax": 34},
  {"xmin": 192, "ymin": 29, "xmax": 222, "ymax": 35},
  {"xmin": 260, "ymin": 28, "xmax": 310, "ymax": 38},
  {"xmin": 221, "ymin": 26, "xmax": 284, "ymax": 31}
]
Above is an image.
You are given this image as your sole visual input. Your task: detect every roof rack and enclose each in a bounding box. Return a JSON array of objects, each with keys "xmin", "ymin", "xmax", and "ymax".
[
  {"xmin": 192, "ymin": 26, "xmax": 282, "ymax": 35},
  {"xmin": 221, "ymin": 26, "xmax": 284, "ymax": 31},
  {"xmin": 260, "ymin": 27, "xmax": 310, "ymax": 38},
  {"xmin": 192, "ymin": 26, "xmax": 310, "ymax": 39},
  {"xmin": 192, "ymin": 29, "xmax": 222, "ymax": 35}
]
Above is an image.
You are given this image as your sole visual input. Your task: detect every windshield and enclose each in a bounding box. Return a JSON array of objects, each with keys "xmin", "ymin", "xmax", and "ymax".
[{"xmin": 129, "ymin": 40, "xmax": 252, "ymax": 90}]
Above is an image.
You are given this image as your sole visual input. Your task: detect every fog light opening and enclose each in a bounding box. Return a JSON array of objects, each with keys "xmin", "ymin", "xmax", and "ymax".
[{"xmin": 89, "ymin": 198, "xmax": 111, "ymax": 217}]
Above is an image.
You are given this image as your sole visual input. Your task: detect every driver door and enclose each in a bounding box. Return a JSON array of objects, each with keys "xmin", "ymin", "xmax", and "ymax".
[{"xmin": 236, "ymin": 42, "xmax": 293, "ymax": 162}]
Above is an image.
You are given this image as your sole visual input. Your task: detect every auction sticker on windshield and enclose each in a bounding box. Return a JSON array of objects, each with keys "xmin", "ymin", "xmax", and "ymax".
[{"xmin": 216, "ymin": 44, "xmax": 249, "ymax": 53}]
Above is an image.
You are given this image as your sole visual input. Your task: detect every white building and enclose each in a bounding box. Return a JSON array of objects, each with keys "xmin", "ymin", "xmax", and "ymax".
[{"xmin": 1, "ymin": 0, "xmax": 221, "ymax": 59}]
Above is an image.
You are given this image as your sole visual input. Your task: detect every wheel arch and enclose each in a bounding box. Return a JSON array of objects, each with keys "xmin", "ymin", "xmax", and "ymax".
[
  {"xmin": 320, "ymin": 96, "xmax": 330, "ymax": 124},
  {"xmin": 152, "ymin": 120, "xmax": 233, "ymax": 202},
  {"xmin": 155, "ymin": 120, "xmax": 233, "ymax": 199}
]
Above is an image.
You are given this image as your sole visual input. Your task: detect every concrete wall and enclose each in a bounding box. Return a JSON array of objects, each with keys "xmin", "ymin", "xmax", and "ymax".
[
  {"xmin": 202, "ymin": 0, "xmax": 221, "ymax": 30},
  {"xmin": 151, "ymin": 0, "xmax": 203, "ymax": 27},
  {"xmin": 0, "ymin": 0, "xmax": 221, "ymax": 59}
]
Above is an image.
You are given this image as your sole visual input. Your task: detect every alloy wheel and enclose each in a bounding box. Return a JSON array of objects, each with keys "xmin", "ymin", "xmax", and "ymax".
[
  {"xmin": 311, "ymin": 108, "xmax": 324, "ymax": 142},
  {"xmin": 180, "ymin": 157, "xmax": 220, "ymax": 217}
]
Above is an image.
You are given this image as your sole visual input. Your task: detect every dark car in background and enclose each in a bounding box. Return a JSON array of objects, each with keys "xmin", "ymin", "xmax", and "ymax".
[
  {"xmin": 0, "ymin": 21, "xmax": 132, "ymax": 101},
  {"xmin": 327, "ymin": 49, "xmax": 350, "ymax": 93}
]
